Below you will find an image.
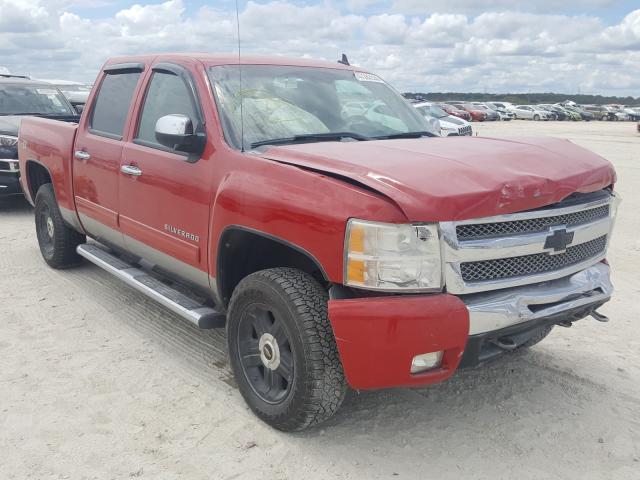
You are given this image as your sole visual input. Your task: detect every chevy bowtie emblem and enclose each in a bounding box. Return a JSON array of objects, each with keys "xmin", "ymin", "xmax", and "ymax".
[{"xmin": 543, "ymin": 227, "xmax": 574, "ymax": 254}]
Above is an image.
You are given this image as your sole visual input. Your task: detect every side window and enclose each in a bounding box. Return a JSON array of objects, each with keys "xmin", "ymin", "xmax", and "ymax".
[
  {"xmin": 135, "ymin": 71, "xmax": 197, "ymax": 148},
  {"xmin": 90, "ymin": 71, "xmax": 141, "ymax": 138}
]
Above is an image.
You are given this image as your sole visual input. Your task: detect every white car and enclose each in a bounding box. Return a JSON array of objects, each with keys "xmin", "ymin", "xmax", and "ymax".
[
  {"xmin": 413, "ymin": 102, "xmax": 471, "ymax": 136},
  {"xmin": 510, "ymin": 105, "xmax": 550, "ymax": 121}
]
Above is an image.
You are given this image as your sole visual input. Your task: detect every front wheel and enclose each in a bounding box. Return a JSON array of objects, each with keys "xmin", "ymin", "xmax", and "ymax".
[
  {"xmin": 533, "ymin": 114, "xmax": 540, "ymax": 121},
  {"xmin": 227, "ymin": 268, "xmax": 347, "ymax": 431},
  {"xmin": 34, "ymin": 184, "xmax": 85, "ymax": 269}
]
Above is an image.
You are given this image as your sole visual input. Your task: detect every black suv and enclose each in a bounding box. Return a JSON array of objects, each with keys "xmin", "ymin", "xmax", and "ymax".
[{"xmin": 0, "ymin": 74, "xmax": 78, "ymax": 197}]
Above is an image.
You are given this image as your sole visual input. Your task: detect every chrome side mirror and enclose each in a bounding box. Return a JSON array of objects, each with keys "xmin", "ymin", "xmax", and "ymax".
[{"xmin": 155, "ymin": 114, "xmax": 193, "ymax": 148}]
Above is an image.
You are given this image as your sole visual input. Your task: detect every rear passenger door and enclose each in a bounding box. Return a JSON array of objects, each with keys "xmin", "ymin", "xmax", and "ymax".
[
  {"xmin": 118, "ymin": 62, "xmax": 213, "ymax": 289},
  {"xmin": 74, "ymin": 64, "xmax": 145, "ymax": 247}
]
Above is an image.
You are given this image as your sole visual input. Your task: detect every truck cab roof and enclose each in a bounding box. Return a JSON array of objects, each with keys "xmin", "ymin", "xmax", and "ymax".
[{"xmin": 103, "ymin": 53, "xmax": 364, "ymax": 72}]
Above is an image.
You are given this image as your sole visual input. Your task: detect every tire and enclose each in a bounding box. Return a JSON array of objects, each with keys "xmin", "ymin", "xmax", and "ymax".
[
  {"xmin": 34, "ymin": 184, "xmax": 85, "ymax": 269},
  {"xmin": 602, "ymin": 115, "xmax": 608, "ymax": 121},
  {"xmin": 533, "ymin": 114, "xmax": 540, "ymax": 121},
  {"xmin": 517, "ymin": 325, "xmax": 554, "ymax": 349},
  {"xmin": 227, "ymin": 267, "xmax": 347, "ymax": 431}
]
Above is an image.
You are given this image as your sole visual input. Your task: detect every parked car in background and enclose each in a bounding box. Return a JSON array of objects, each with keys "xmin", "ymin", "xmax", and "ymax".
[
  {"xmin": 470, "ymin": 103, "xmax": 501, "ymax": 121},
  {"xmin": 534, "ymin": 105, "xmax": 559, "ymax": 121},
  {"xmin": 0, "ymin": 74, "xmax": 79, "ymax": 197},
  {"xmin": 622, "ymin": 105, "xmax": 640, "ymax": 121},
  {"xmin": 413, "ymin": 102, "xmax": 472, "ymax": 136},
  {"xmin": 37, "ymin": 79, "xmax": 92, "ymax": 113},
  {"xmin": 448, "ymin": 102, "xmax": 488, "ymax": 121},
  {"xmin": 537, "ymin": 104, "xmax": 567, "ymax": 121},
  {"xmin": 485, "ymin": 102, "xmax": 516, "ymax": 121},
  {"xmin": 552, "ymin": 104, "xmax": 582, "ymax": 121},
  {"xmin": 564, "ymin": 105, "xmax": 594, "ymax": 121},
  {"xmin": 510, "ymin": 105, "xmax": 550, "ymax": 121},
  {"xmin": 438, "ymin": 103, "xmax": 472, "ymax": 121},
  {"xmin": 583, "ymin": 105, "xmax": 617, "ymax": 121},
  {"xmin": 490, "ymin": 101, "xmax": 515, "ymax": 111}
]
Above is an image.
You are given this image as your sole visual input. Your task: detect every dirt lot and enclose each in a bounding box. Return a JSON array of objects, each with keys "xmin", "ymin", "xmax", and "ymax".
[{"xmin": 1, "ymin": 121, "xmax": 639, "ymax": 480}]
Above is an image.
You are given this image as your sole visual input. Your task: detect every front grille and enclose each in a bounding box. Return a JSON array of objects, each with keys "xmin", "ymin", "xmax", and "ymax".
[
  {"xmin": 456, "ymin": 204, "xmax": 609, "ymax": 240},
  {"xmin": 460, "ymin": 235, "xmax": 607, "ymax": 282},
  {"xmin": 459, "ymin": 125, "xmax": 472, "ymax": 136}
]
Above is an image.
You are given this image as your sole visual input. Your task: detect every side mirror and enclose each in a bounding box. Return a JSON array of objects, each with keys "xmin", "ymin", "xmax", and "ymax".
[
  {"xmin": 75, "ymin": 104, "xmax": 84, "ymax": 114},
  {"xmin": 155, "ymin": 114, "xmax": 206, "ymax": 157},
  {"xmin": 155, "ymin": 114, "xmax": 193, "ymax": 148}
]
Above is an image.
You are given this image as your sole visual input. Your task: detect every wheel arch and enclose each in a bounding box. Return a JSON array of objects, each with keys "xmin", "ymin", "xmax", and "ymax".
[
  {"xmin": 216, "ymin": 225, "xmax": 330, "ymax": 308},
  {"xmin": 24, "ymin": 160, "xmax": 53, "ymax": 205}
]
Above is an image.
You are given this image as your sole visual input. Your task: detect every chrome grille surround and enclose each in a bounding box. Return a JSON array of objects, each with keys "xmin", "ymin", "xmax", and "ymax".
[{"xmin": 440, "ymin": 192, "xmax": 619, "ymax": 295}]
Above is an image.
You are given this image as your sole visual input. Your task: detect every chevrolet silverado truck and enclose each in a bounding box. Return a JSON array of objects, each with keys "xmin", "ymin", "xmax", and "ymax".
[{"xmin": 18, "ymin": 54, "xmax": 619, "ymax": 431}]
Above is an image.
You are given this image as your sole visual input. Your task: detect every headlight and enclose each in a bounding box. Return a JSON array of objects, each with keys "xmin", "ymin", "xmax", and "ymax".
[
  {"xmin": 344, "ymin": 219, "xmax": 442, "ymax": 291},
  {"xmin": 0, "ymin": 134, "xmax": 18, "ymax": 148}
]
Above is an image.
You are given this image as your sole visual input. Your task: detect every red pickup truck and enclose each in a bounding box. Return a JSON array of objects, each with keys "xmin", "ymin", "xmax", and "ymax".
[{"xmin": 18, "ymin": 54, "xmax": 619, "ymax": 431}]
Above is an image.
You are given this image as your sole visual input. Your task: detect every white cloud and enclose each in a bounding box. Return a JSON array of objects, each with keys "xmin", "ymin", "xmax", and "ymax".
[
  {"xmin": 391, "ymin": 0, "xmax": 620, "ymax": 15},
  {"xmin": 0, "ymin": 0, "xmax": 638, "ymax": 96}
]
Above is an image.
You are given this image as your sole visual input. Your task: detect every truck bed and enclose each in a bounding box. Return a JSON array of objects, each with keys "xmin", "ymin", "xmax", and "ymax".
[{"xmin": 18, "ymin": 116, "xmax": 79, "ymax": 210}]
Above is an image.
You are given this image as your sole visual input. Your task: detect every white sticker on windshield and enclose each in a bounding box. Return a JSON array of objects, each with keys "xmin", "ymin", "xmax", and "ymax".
[
  {"xmin": 36, "ymin": 89, "xmax": 58, "ymax": 95},
  {"xmin": 353, "ymin": 71, "xmax": 384, "ymax": 83}
]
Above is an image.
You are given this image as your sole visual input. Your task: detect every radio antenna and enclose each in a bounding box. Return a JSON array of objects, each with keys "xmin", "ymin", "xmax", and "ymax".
[{"xmin": 235, "ymin": 0, "xmax": 245, "ymax": 152}]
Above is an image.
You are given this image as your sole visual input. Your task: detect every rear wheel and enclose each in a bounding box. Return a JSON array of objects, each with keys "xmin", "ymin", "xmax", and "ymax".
[
  {"xmin": 34, "ymin": 184, "xmax": 85, "ymax": 268},
  {"xmin": 227, "ymin": 268, "xmax": 347, "ymax": 431}
]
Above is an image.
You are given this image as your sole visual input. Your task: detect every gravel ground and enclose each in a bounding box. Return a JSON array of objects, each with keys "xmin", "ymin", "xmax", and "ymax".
[{"xmin": 1, "ymin": 121, "xmax": 638, "ymax": 480}]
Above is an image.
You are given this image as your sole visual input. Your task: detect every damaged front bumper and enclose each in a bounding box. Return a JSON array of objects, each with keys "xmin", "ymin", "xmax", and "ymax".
[{"xmin": 328, "ymin": 262, "xmax": 612, "ymax": 390}]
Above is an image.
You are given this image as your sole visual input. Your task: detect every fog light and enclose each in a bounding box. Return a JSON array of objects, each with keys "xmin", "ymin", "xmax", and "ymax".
[{"xmin": 410, "ymin": 351, "xmax": 443, "ymax": 374}]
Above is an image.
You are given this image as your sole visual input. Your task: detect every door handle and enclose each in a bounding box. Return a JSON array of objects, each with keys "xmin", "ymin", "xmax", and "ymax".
[
  {"xmin": 74, "ymin": 150, "xmax": 91, "ymax": 161},
  {"xmin": 120, "ymin": 165, "xmax": 143, "ymax": 177}
]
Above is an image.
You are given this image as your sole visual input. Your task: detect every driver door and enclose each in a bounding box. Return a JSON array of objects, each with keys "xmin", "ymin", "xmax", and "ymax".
[{"xmin": 118, "ymin": 63, "xmax": 213, "ymax": 289}]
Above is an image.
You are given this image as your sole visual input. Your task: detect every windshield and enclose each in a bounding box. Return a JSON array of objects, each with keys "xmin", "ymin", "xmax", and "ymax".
[
  {"xmin": 416, "ymin": 104, "xmax": 447, "ymax": 119},
  {"xmin": 0, "ymin": 84, "xmax": 75, "ymax": 116},
  {"xmin": 208, "ymin": 65, "xmax": 429, "ymax": 149}
]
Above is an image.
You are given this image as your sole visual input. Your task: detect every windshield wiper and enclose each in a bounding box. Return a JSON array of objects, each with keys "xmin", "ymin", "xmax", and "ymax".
[
  {"xmin": 250, "ymin": 132, "xmax": 370, "ymax": 149},
  {"xmin": 372, "ymin": 131, "xmax": 437, "ymax": 140}
]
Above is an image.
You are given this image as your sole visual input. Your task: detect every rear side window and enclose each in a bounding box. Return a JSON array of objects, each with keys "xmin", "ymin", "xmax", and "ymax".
[
  {"xmin": 90, "ymin": 72, "xmax": 141, "ymax": 138},
  {"xmin": 135, "ymin": 72, "xmax": 197, "ymax": 148}
]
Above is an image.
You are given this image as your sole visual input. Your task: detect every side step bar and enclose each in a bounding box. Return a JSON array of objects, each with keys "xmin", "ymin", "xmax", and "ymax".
[{"xmin": 77, "ymin": 244, "xmax": 226, "ymax": 329}]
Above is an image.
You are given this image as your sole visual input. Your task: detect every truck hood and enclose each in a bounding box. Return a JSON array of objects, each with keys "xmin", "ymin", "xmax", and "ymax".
[
  {"xmin": 258, "ymin": 136, "xmax": 616, "ymax": 221},
  {"xmin": 0, "ymin": 116, "xmax": 22, "ymax": 137}
]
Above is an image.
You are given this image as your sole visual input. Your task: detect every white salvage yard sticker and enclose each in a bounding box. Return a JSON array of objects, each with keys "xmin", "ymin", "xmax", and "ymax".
[{"xmin": 353, "ymin": 71, "xmax": 385, "ymax": 83}]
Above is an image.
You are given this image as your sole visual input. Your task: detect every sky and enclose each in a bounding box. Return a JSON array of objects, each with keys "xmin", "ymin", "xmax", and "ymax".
[{"xmin": 0, "ymin": 0, "xmax": 639, "ymax": 96}]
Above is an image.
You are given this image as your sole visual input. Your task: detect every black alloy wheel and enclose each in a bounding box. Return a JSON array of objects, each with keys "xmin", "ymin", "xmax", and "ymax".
[{"xmin": 237, "ymin": 303, "xmax": 294, "ymax": 404}]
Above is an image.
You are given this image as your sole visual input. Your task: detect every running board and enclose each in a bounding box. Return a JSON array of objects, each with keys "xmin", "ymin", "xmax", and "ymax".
[{"xmin": 76, "ymin": 244, "xmax": 225, "ymax": 329}]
